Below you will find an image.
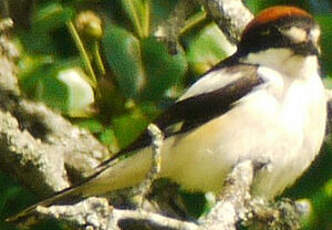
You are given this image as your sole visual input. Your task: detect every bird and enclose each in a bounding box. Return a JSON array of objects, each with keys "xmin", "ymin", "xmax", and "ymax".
[{"xmin": 7, "ymin": 5, "xmax": 326, "ymax": 222}]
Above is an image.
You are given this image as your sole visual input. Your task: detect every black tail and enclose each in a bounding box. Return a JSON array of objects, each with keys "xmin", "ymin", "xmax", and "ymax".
[{"xmin": 6, "ymin": 184, "xmax": 84, "ymax": 223}]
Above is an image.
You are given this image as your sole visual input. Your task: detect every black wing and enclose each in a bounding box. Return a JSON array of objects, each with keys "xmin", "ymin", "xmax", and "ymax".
[{"xmin": 101, "ymin": 64, "xmax": 263, "ymax": 165}]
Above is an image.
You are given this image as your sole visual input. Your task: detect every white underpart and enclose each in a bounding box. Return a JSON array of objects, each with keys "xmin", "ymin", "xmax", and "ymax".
[
  {"xmin": 159, "ymin": 48, "xmax": 326, "ymax": 198},
  {"xmin": 83, "ymin": 48, "xmax": 326, "ymax": 200}
]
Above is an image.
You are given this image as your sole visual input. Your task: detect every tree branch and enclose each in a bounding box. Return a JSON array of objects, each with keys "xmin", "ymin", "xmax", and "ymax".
[
  {"xmin": 202, "ymin": 160, "xmax": 254, "ymax": 230},
  {"xmin": 0, "ymin": 29, "xmax": 110, "ymax": 196},
  {"xmin": 197, "ymin": 0, "xmax": 253, "ymax": 43},
  {"xmin": 27, "ymin": 197, "xmax": 199, "ymax": 230}
]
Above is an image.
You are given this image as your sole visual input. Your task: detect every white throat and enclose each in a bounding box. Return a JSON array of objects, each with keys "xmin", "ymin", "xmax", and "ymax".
[{"xmin": 241, "ymin": 48, "xmax": 319, "ymax": 79}]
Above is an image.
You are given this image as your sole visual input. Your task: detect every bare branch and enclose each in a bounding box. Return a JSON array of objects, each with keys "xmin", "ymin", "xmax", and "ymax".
[
  {"xmin": 246, "ymin": 198, "xmax": 302, "ymax": 230},
  {"xmin": 131, "ymin": 123, "xmax": 164, "ymax": 207},
  {"xmin": 0, "ymin": 33, "xmax": 110, "ymax": 196},
  {"xmin": 202, "ymin": 160, "xmax": 254, "ymax": 230},
  {"xmin": 197, "ymin": 0, "xmax": 253, "ymax": 43},
  {"xmin": 29, "ymin": 197, "xmax": 199, "ymax": 230}
]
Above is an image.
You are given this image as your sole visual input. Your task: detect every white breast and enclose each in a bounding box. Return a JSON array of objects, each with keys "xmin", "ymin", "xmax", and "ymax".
[{"xmin": 251, "ymin": 66, "xmax": 326, "ymax": 198}]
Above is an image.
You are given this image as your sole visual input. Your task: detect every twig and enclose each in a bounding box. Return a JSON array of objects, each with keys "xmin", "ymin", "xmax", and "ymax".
[
  {"xmin": 197, "ymin": 0, "xmax": 253, "ymax": 43},
  {"xmin": 30, "ymin": 197, "xmax": 199, "ymax": 230},
  {"xmin": 0, "ymin": 34, "xmax": 109, "ymax": 196},
  {"xmin": 201, "ymin": 160, "xmax": 254, "ymax": 230},
  {"xmin": 245, "ymin": 198, "xmax": 302, "ymax": 230},
  {"xmin": 133, "ymin": 123, "xmax": 164, "ymax": 207}
]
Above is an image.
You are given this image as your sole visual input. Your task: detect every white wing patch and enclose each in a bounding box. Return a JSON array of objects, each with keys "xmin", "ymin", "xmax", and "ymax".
[{"xmin": 179, "ymin": 69, "xmax": 245, "ymax": 101}]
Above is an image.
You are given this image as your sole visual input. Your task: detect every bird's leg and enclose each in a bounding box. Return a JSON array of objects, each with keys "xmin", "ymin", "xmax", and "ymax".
[{"xmin": 132, "ymin": 123, "xmax": 164, "ymax": 208}]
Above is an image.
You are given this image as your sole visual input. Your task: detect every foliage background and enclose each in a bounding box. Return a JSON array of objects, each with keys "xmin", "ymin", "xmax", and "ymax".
[{"xmin": 0, "ymin": 0, "xmax": 331, "ymax": 229}]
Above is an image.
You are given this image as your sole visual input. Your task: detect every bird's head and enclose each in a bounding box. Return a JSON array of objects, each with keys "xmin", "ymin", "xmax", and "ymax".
[{"xmin": 237, "ymin": 6, "xmax": 320, "ymax": 57}]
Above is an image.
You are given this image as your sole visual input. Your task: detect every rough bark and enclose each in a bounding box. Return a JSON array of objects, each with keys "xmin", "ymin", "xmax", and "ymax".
[
  {"xmin": 0, "ymin": 22, "xmax": 109, "ymax": 196},
  {"xmin": 197, "ymin": 0, "xmax": 254, "ymax": 43}
]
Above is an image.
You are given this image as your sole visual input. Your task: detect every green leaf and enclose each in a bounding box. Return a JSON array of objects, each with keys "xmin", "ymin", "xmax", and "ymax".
[
  {"xmin": 18, "ymin": 55, "xmax": 54, "ymax": 77},
  {"xmin": 140, "ymin": 37, "xmax": 188, "ymax": 101},
  {"xmin": 121, "ymin": 0, "xmax": 150, "ymax": 38},
  {"xmin": 303, "ymin": 182, "xmax": 332, "ymax": 230},
  {"xmin": 19, "ymin": 62, "xmax": 67, "ymax": 110},
  {"xmin": 112, "ymin": 109, "xmax": 149, "ymax": 148},
  {"xmin": 75, "ymin": 118, "xmax": 104, "ymax": 134},
  {"xmin": 35, "ymin": 72, "xmax": 69, "ymax": 111},
  {"xmin": 103, "ymin": 24, "xmax": 145, "ymax": 98},
  {"xmin": 19, "ymin": 61, "xmax": 95, "ymax": 116},
  {"xmin": 323, "ymin": 77, "xmax": 332, "ymax": 89},
  {"xmin": 324, "ymin": 179, "xmax": 332, "ymax": 198},
  {"xmin": 32, "ymin": 3, "xmax": 73, "ymax": 32},
  {"xmin": 151, "ymin": 0, "xmax": 178, "ymax": 25},
  {"xmin": 99, "ymin": 128, "xmax": 120, "ymax": 153},
  {"xmin": 179, "ymin": 191, "xmax": 207, "ymax": 218},
  {"xmin": 184, "ymin": 23, "xmax": 235, "ymax": 75},
  {"xmin": 17, "ymin": 3, "xmax": 73, "ymax": 55},
  {"xmin": 316, "ymin": 15, "xmax": 332, "ymax": 75},
  {"xmin": 19, "ymin": 32, "xmax": 55, "ymax": 55},
  {"xmin": 56, "ymin": 67, "xmax": 95, "ymax": 117}
]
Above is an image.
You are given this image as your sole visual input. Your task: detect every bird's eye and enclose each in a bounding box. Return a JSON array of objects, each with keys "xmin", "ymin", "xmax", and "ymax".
[{"xmin": 279, "ymin": 26, "xmax": 307, "ymax": 43}]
